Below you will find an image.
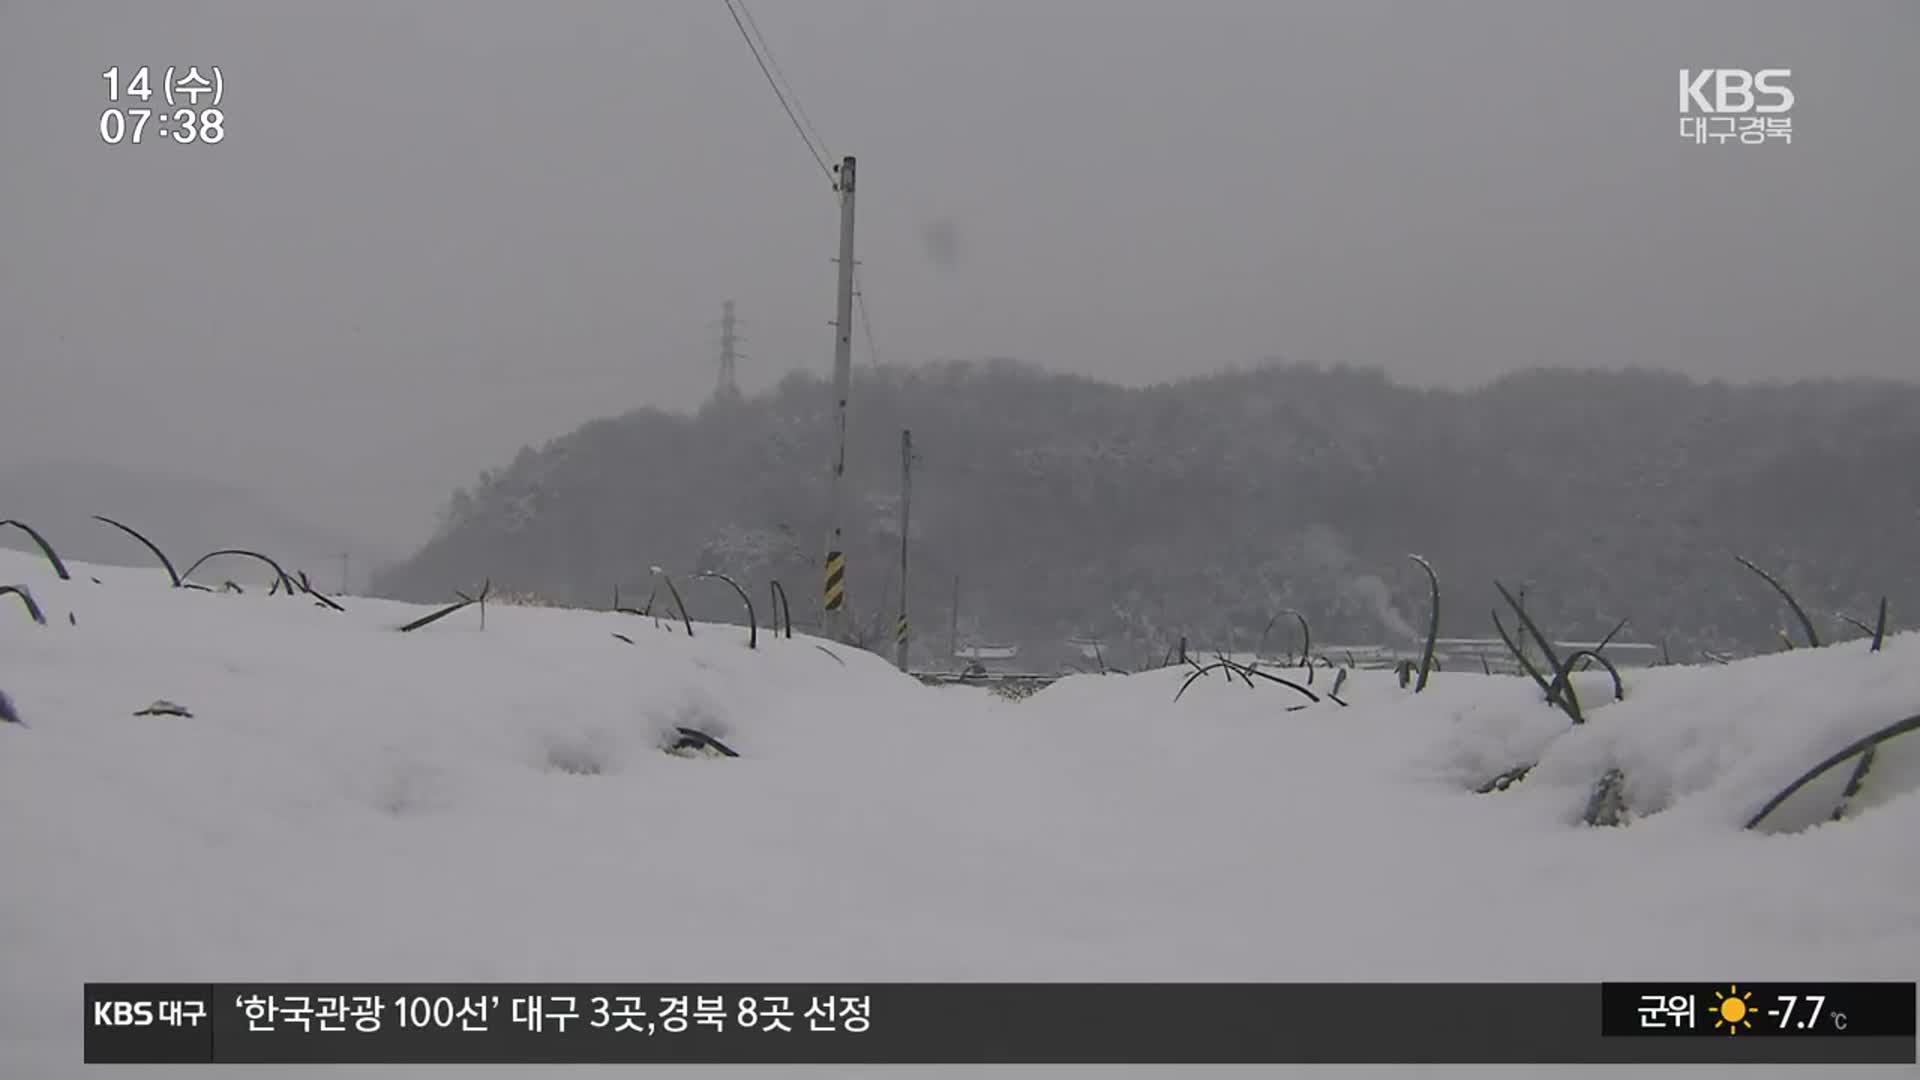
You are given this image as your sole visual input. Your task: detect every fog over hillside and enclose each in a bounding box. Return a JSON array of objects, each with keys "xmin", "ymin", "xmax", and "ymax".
[{"xmin": 375, "ymin": 361, "xmax": 1920, "ymax": 669}]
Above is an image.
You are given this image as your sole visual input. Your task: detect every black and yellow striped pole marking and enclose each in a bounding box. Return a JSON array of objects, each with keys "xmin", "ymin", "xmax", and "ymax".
[
  {"xmin": 895, "ymin": 613, "xmax": 908, "ymax": 644},
  {"xmin": 823, "ymin": 551, "xmax": 846, "ymax": 612}
]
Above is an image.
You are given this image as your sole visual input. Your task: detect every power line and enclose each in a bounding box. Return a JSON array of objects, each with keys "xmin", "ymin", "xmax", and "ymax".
[
  {"xmin": 720, "ymin": 0, "xmax": 833, "ymax": 184},
  {"xmin": 735, "ymin": 0, "xmax": 833, "ymax": 164},
  {"xmin": 717, "ymin": 0, "xmax": 883, "ymax": 369}
]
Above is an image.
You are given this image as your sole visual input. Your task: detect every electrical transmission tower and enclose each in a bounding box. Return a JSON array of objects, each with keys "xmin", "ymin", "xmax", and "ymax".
[{"xmin": 713, "ymin": 300, "xmax": 743, "ymax": 404}]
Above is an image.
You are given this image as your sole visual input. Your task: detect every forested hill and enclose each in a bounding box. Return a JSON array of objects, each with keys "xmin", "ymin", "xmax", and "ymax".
[{"xmin": 372, "ymin": 360, "xmax": 1920, "ymax": 667}]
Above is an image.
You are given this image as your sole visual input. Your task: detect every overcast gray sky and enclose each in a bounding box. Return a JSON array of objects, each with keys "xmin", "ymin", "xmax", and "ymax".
[{"xmin": 2, "ymin": 0, "xmax": 1914, "ymax": 555}]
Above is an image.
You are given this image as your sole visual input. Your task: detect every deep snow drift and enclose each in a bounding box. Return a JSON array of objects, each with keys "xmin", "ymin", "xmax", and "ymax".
[{"xmin": 2, "ymin": 547, "xmax": 1916, "ymax": 1078}]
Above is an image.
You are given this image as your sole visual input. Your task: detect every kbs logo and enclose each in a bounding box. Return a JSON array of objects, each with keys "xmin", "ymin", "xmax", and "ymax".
[
  {"xmin": 94, "ymin": 1001, "xmax": 155, "ymax": 1026},
  {"xmin": 1680, "ymin": 69, "xmax": 1794, "ymax": 113},
  {"xmin": 92, "ymin": 999, "xmax": 206, "ymax": 1026},
  {"xmin": 1678, "ymin": 69, "xmax": 1793, "ymax": 146}
]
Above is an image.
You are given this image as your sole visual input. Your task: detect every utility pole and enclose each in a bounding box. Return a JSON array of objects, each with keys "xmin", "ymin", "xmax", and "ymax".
[
  {"xmin": 822, "ymin": 155, "xmax": 857, "ymax": 642},
  {"xmin": 337, "ymin": 551, "xmax": 350, "ymax": 595},
  {"xmin": 950, "ymin": 573, "xmax": 960, "ymax": 668},
  {"xmin": 895, "ymin": 429, "xmax": 912, "ymax": 671},
  {"xmin": 715, "ymin": 300, "xmax": 742, "ymax": 403}
]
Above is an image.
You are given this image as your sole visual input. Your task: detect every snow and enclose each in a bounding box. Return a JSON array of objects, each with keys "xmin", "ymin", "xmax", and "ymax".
[{"xmin": 2, "ymin": 546, "xmax": 1916, "ymax": 1078}]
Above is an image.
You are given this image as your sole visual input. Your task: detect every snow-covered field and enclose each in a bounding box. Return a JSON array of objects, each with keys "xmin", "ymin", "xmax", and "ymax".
[{"xmin": 2, "ymin": 546, "xmax": 1916, "ymax": 1078}]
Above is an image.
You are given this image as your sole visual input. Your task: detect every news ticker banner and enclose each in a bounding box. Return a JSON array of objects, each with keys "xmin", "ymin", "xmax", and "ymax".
[{"xmin": 86, "ymin": 981, "xmax": 1916, "ymax": 1065}]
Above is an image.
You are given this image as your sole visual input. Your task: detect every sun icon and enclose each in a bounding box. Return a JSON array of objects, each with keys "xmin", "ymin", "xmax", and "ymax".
[{"xmin": 1712, "ymin": 985, "xmax": 1754, "ymax": 1034}]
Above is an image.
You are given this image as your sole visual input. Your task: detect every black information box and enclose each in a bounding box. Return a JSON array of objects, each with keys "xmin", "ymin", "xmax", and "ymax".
[{"xmin": 84, "ymin": 981, "xmax": 1916, "ymax": 1065}]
